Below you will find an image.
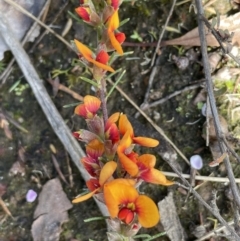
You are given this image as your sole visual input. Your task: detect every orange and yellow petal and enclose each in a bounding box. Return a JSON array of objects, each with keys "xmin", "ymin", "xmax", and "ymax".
[
  {"xmin": 74, "ymin": 104, "xmax": 87, "ymax": 117},
  {"xmin": 119, "ymin": 114, "xmax": 134, "ymax": 137},
  {"xmin": 83, "ymin": 95, "xmax": 101, "ymax": 115},
  {"xmin": 117, "ymin": 150, "xmax": 138, "ymax": 176},
  {"xmin": 140, "ymin": 168, "xmax": 174, "ymax": 186},
  {"xmin": 72, "ymin": 188, "xmax": 98, "ymax": 203},
  {"xmin": 86, "ymin": 139, "xmax": 105, "ymax": 159},
  {"xmin": 99, "ymin": 161, "xmax": 117, "ymax": 186},
  {"xmin": 108, "ymin": 31, "xmax": 124, "ymax": 55},
  {"xmin": 137, "ymin": 154, "xmax": 156, "ymax": 168},
  {"xmin": 105, "ymin": 123, "xmax": 120, "ymax": 144},
  {"xmin": 135, "ymin": 195, "xmax": 160, "ymax": 228},
  {"xmin": 91, "ymin": 58, "xmax": 115, "ymax": 72},
  {"xmin": 108, "ymin": 10, "xmax": 119, "ymax": 31},
  {"xmin": 75, "ymin": 7, "xmax": 90, "ymax": 21},
  {"xmin": 106, "ymin": 112, "xmax": 120, "ymax": 128},
  {"xmin": 133, "ymin": 136, "xmax": 159, "ymax": 147},
  {"xmin": 74, "ymin": 39, "xmax": 94, "ymax": 62},
  {"xmin": 104, "ymin": 182, "xmax": 138, "ymax": 217}
]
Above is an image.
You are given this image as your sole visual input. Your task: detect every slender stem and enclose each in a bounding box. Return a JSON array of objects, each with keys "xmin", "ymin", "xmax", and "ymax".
[
  {"xmin": 100, "ymin": 78, "xmax": 108, "ymax": 124},
  {"xmin": 195, "ymin": 0, "xmax": 240, "ymax": 209}
]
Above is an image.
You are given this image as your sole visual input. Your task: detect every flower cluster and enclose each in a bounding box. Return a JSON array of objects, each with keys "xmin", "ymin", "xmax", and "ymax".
[
  {"xmin": 74, "ymin": 0, "xmax": 125, "ymax": 81},
  {"xmin": 73, "ymin": 96, "xmax": 173, "ymax": 229},
  {"xmin": 72, "ymin": 0, "xmax": 173, "ymax": 239}
]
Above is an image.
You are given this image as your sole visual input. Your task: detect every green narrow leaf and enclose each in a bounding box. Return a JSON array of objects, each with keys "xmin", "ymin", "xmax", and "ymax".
[
  {"xmin": 80, "ymin": 76, "xmax": 99, "ymax": 87},
  {"xmin": 68, "ymin": 10, "xmax": 83, "ymax": 24},
  {"xmin": 8, "ymin": 79, "xmax": 22, "ymax": 93},
  {"xmin": 106, "ymin": 70, "xmax": 126, "ymax": 98},
  {"xmin": 63, "ymin": 102, "xmax": 81, "ymax": 108},
  {"xmin": 84, "ymin": 216, "xmax": 109, "ymax": 222}
]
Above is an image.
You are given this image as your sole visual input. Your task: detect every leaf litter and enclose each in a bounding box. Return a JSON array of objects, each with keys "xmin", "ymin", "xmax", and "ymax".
[{"xmin": 31, "ymin": 178, "xmax": 73, "ymax": 241}]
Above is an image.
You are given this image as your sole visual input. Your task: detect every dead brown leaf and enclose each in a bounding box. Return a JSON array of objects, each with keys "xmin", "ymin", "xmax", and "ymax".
[
  {"xmin": 162, "ymin": 12, "xmax": 240, "ymax": 47},
  {"xmin": 158, "ymin": 192, "xmax": 187, "ymax": 241},
  {"xmin": 31, "ymin": 178, "xmax": 72, "ymax": 241}
]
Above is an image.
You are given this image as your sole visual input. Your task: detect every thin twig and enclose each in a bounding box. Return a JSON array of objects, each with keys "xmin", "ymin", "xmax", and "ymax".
[
  {"xmin": 200, "ymin": 15, "xmax": 240, "ymax": 66},
  {"xmin": 141, "ymin": 0, "xmax": 177, "ymax": 105},
  {"xmin": 195, "ymin": 219, "xmax": 237, "ymax": 241},
  {"xmin": 150, "ymin": 0, "xmax": 177, "ymax": 68},
  {"xmin": 195, "ymin": 0, "xmax": 240, "ymax": 218},
  {"xmin": 166, "ymin": 158, "xmax": 240, "ymax": 240},
  {"xmin": 141, "ymin": 82, "xmax": 203, "ymax": 110},
  {"xmin": 46, "ymin": 78, "xmax": 83, "ymax": 101},
  {"xmin": 195, "ymin": 0, "xmax": 240, "ymax": 210},
  {"xmin": 162, "ymin": 171, "xmax": 240, "ymax": 183},
  {"xmin": 0, "ymin": 0, "xmax": 51, "ymax": 85},
  {"xmin": 2, "ymin": 0, "xmax": 72, "ymax": 49},
  {"xmin": 29, "ymin": 0, "xmax": 69, "ymax": 53}
]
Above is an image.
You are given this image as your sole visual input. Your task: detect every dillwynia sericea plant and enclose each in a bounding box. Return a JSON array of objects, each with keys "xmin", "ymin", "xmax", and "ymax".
[{"xmin": 72, "ymin": 0, "xmax": 174, "ymax": 240}]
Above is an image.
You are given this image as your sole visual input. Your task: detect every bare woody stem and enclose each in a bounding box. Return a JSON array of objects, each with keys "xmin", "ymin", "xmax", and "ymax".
[{"xmin": 99, "ymin": 77, "xmax": 108, "ymax": 124}]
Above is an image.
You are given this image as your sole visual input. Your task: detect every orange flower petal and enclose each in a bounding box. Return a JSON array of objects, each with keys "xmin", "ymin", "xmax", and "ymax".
[
  {"xmin": 74, "ymin": 39, "xmax": 94, "ymax": 62},
  {"xmin": 107, "ymin": 112, "xmax": 120, "ymax": 126},
  {"xmin": 91, "ymin": 58, "xmax": 115, "ymax": 72},
  {"xmin": 74, "ymin": 40, "xmax": 114, "ymax": 72},
  {"xmin": 133, "ymin": 136, "xmax": 159, "ymax": 147},
  {"xmin": 119, "ymin": 114, "xmax": 134, "ymax": 137},
  {"xmin": 72, "ymin": 188, "xmax": 98, "ymax": 203},
  {"xmin": 108, "ymin": 31, "xmax": 124, "ymax": 55},
  {"xmin": 104, "ymin": 182, "xmax": 138, "ymax": 217},
  {"xmin": 140, "ymin": 168, "xmax": 174, "ymax": 186},
  {"xmin": 86, "ymin": 139, "xmax": 104, "ymax": 159},
  {"xmin": 83, "ymin": 95, "xmax": 101, "ymax": 114},
  {"xmin": 137, "ymin": 154, "xmax": 156, "ymax": 168},
  {"xmin": 99, "ymin": 161, "xmax": 117, "ymax": 186},
  {"xmin": 107, "ymin": 11, "xmax": 124, "ymax": 55},
  {"xmin": 135, "ymin": 195, "xmax": 160, "ymax": 228},
  {"xmin": 117, "ymin": 150, "xmax": 138, "ymax": 176},
  {"xmin": 108, "ymin": 10, "xmax": 119, "ymax": 31},
  {"xmin": 74, "ymin": 104, "xmax": 87, "ymax": 117}
]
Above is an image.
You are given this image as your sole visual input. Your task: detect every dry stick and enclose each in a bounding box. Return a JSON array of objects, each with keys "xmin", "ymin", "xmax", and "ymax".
[
  {"xmin": 195, "ymin": 219, "xmax": 237, "ymax": 241},
  {"xmin": 141, "ymin": 0, "xmax": 177, "ymax": 105},
  {"xmin": 29, "ymin": 0, "xmax": 69, "ymax": 53},
  {"xmin": 150, "ymin": 0, "xmax": 177, "ymax": 68},
  {"xmin": 141, "ymin": 82, "xmax": 203, "ymax": 110},
  {"xmin": 162, "ymin": 171, "xmax": 240, "ymax": 183},
  {"xmin": 195, "ymin": 0, "xmax": 240, "ymax": 210},
  {"xmin": 2, "ymin": 0, "xmax": 72, "ymax": 49},
  {"xmin": 166, "ymin": 160, "xmax": 240, "ymax": 240},
  {"xmin": 0, "ymin": 13, "xmax": 109, "ymax": 217},
  {"xmin": 0, "ymin": 0, "xmax": 51, "ymax": 84},
  {"xmin": 46, "ymin": 78, "xmax": 83, "ymax": 102}
]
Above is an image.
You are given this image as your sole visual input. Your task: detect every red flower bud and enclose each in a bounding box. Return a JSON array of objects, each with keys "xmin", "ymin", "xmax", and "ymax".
[
  {"xmin": 118, "ymin": 207, "xmax": 135, "ymax": 224},
  {"xmin": 75, "ymin": 7, "xmax": 90, "ymax": 22},
  {"xmin": 115, "ymin": 32, "xmax": 126, "ymax": 44},
  {"xmin": 96, "ymin": 50, "xmax": 110, "ymax": 65}
]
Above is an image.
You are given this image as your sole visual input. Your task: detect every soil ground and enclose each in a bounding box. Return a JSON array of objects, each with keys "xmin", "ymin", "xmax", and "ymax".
[{"xmin": 0, "ymin": 0, "xmax": 238, "ymax": 240}]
